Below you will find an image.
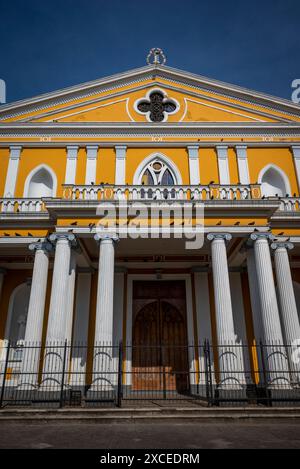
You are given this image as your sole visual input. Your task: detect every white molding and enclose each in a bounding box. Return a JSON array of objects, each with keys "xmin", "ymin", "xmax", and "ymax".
[
  {"xmin": 236, "ymin": 145, "xmax": 250, "ymax": 185},
  {"xmin": 258, "ymin": 163, "xmax": 292, "ymax": 197},
  {"xmin": 1, "ymin": 64, "xmax": 300, "ymax": 121},
  {"xmin": 85, "ymin": 145, "xmax": 98, "ymax": 185},
  {"xmin": 23, "ymin": 163, "xmax": 58, "ymax": 197},
  {"xmin": 4, "ymin": 146, "xmax": 22, "ymax": 197},
  {"xmin": 65, "ymin": 145, "xmax": 79, "ymax": 185},
  {"xmin": 180, "ymin": 97, "xmax": 265, "ymax": 122},
  {"xmin": 187, "ymin": 145, "xmax": 200, "ymax": 185},
  {"xmin": 115, "ymin": 145, "xmax": 127, "ymax": 185},
  {"xmin": 133, "ymin": 152, "xmax": 183, "ymax": 185},
  {"xmin": 216, "ymin": 145, "xmax": 230, "ymax": 185}
]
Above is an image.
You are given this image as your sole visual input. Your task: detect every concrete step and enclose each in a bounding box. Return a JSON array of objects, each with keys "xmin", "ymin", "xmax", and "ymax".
[{"xmin": 1, "ymin": 406, "xmax": 300, "ymax": 422}]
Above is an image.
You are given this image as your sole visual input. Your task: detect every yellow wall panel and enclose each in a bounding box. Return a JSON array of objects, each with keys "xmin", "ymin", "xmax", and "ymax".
[
  {"xmin": 96, "ymin": 148, "xmax": 115, "ymax": 184},
  {"xmin": 199, "ymin": 148, "xmax": 219, "ymax": 185},
  {"xmin": 247, "ymin": 147, "xmax": 299, "ymax": 195},
  {"xmin": 0, "ymin": 148, "xmax": 9, "ymax": 197},
  {"xmin": 14, "ymin": 147, "xmax": 67, "ymax": 198}
]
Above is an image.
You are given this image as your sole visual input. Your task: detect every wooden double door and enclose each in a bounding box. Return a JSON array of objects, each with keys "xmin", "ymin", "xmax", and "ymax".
[{"xmin": 132, "ymin": 281, "xmax": 189, "ymax": 393}]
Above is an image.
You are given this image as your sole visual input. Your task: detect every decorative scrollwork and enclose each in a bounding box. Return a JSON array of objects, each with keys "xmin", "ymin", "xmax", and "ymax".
[{"xmin": 136, "ymin": 90, "xmax": 178, "ymax": 122}]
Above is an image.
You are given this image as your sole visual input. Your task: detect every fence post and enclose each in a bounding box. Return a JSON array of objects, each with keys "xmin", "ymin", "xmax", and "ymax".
[
  {"xmin": 204, "ymin": 340, "xmax": 214, "ymax": 406},
  {"xmin": 117, "ymin": 341, "xmax": 123, "ymax": 408},
  {"xmin": 0, "ymin": 341, "xmax": 10, "ymax": 408},
  {"xmin": 59, "ymin": 339, "xmax": 68, "ymax": 409},
  {"xmin": 259, "ymin": 341, "xmax": 271, "ymax": 407}
]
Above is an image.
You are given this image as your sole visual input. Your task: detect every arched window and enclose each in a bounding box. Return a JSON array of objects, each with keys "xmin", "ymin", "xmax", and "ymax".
[
  {"xmin": 140, "ymin": 160, "xmax": 176, "ymax": 186},
  {"xmin": 24, "ymin": 165, "xmax": 57, "ymax": 198},
  {"xmin": 258, "ymin": 165, "xmax": 291, "ymax": 198}
]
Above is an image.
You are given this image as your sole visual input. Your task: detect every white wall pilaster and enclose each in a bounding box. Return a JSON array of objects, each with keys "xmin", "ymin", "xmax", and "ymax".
[
  {"xmin": 65, "ymin": 146, "xmax": 79, "ymax": 185},
  {"xmin": 187, "ymin": 146, "xmax": 200, "ymax": 185},
  {"xmin": 236, "ymin": 145, "xmax": 250, "ymax": 185},
  {"xmin": 4, "ymin": 146, "xmax": 22, "ymax": 197},
  {"xmin": 115, "ymin": 146, "xmax": 127, "ymax": 185},
  {"xmin": 85, "ymin": 145, "xmax": 98, "ymax": 185},
  {"xmin": 216, "ymin": 145, "xmax": 230, "ymax": 185}
]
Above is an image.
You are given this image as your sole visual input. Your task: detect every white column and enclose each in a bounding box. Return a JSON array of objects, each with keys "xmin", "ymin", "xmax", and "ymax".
[
  {"xmin": 246, "ymin": 248, "xmax": 264, "ymax": 342},
  {"xmin": 251, "ymin": 233, "xmax": 289, "ymax": 385},
  {"xmin": 65, "ymin": 146, "xmax": 79, "ymax": 185},
  {"xmin": 207, "ymin": 233, "xmax": 244, "ymax": 387},
  {"xmin": 4, "ymin": 146, "xmax": 22, "ymax": 197},
  {"xmin": 236, "ymin": 145, "xmax": 250, "ymax": 185},
  {"xmin": 90, "ymin": 234, "xmax": 118, "ymax": 391},
  {"xmin": 271, "ymin": 242, "xmax": 300, "ymax": 381},
  {"xmin": 216, "ymin": 145, "xmax": 230, "ymax": 185},
  {"xmin": 42, "ymin": 233, "xmax": 76, "ymax": 387},
  {"xmin": 65, "ymin": 250, "xmax": 77, "ymax": 342},
  {"xmin": 0, "ymin": 268, "xmax": 6, "ymax": 303},
  {"xmin": 85, "ymin": 145, "xmax": 98, "ymax": 185},
  {"xmin": 19, "ymin": 242, "xmax": 52, "ymax": 389},
  {"xmin": 292, "ymin": 145, "xmax": 300, "ymax": 193},
  {"xmin": 187, "ymin": 146, "xmax": 200, "ymax": 185},
  {"xmin": 70, "ymin": 271, "xmax": 92, "ymax": 386},
  {"xmin": 115, "ymin": 146, "xmax": 126, "ymax": 185}
]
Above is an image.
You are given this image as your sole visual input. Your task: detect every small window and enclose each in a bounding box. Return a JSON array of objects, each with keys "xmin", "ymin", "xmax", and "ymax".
[{"xmin": 140, "ymin": 160, "xmax": 176, "ymax": 186}]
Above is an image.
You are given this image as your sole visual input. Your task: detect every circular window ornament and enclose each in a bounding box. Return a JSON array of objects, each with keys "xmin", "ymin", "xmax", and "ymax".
[{"xmin": 134, "ymin": 88, "xmax": 179, "ymax": 122}]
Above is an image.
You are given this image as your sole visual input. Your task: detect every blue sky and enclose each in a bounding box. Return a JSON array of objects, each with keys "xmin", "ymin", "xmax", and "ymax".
[{"xmin": 0, "ymin": 0, "xmax": 299, "ymax": 103}]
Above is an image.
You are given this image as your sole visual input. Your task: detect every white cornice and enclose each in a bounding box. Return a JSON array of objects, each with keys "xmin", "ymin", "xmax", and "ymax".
[{"xmin": 0, "ymin": 64, "xmax": 300, "ymax": 121}]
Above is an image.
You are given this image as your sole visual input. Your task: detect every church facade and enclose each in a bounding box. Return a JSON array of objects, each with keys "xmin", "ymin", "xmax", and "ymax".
[{"xmin": 1, "ymin": 49, "xmax": 300, "ymax": 404}]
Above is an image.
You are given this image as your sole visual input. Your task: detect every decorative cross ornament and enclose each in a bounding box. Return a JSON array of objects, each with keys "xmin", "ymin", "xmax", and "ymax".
[
  {"xmin": 136, "ymin": 89, "xmax": 178, "ymax": 122},
  {"xmin": 146, "ymin": 48, "xmax": 166, "ymax": 65}
]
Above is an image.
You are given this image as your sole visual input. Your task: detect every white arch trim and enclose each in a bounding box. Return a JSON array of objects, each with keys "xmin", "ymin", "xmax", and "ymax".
[
  {"xmin": 23, "ymin": 164, "xmax": 58, "ymax": 198},
  {"xmin": 133, "ymin": 152, "xmax": 183, "ymax": 185},
  {"xmin": 258, "ymin": 163, "xmax": 292, "ymax": 197},
  {"xmin": 4, "ymin": 282, "xmax": 29, "ymax": 341}
]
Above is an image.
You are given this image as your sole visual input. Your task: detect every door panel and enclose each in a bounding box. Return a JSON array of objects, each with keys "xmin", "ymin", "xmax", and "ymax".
[{"xmin": 132, "ymin": 281, "xmax": 189, "ymax": 392}]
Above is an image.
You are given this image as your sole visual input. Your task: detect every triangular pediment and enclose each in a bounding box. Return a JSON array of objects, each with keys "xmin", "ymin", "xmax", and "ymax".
[{"xmin": 0, "ymin": 65, "xmax": 300, "ymax": 124}]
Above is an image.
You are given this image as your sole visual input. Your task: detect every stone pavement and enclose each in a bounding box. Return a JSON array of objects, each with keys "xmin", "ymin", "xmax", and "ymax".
[{"xmin": 0, "ymin": 420, "xmax": 300, "ymax": 449}]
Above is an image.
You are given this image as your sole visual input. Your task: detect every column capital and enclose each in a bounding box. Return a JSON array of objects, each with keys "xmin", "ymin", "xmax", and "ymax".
[
  {"xmin": 187, "ymin": 145, "xmax": 199, "ymax": 157},
  {"xmin": 9, "ymin": 146, "xmax": 22, "ymax": 160},
  {"xmin": 49, "ymin": 233, "xmax": 77, "ymax": 247},
  {"xmin": 291, "ymin": 145, "xmax": 300, "ymax": 157},
  {"xmin": 86, "ymin": 145, "xmax": 99, "ymax": 157},
  {"xmin": 207, "ymin": 233, "xmax": 232, "ymax": 242},
  {"xmin": 271, "ymin": 241, "xmax": 294, "ymax": 252},
  {"xmin": 216, "ymin": 145, "xmax": 229, "ymax": 154},
  {"xmin": 250, "ymin": 232, "xmax": 275, "ymax": 243},
  {"xmin": 94, "ymin": 233, "xmax": 119, "ymax": 244},
  {"xmin": 66, "ymin": 145, "xmax": 79, "ymax": 158},
  {"xmin": 115, "ymin": 146, "xmax": 127, "ymax": 159},
  {"xmin": 29, "ymin": 241, "xmax": 53, "ymax": 253}
]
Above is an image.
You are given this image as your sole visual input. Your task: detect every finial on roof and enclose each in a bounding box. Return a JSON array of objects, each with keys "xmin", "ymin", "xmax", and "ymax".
[{"xmin": 146, "ymin": 48, "xmax": 166, "ymax": 66}]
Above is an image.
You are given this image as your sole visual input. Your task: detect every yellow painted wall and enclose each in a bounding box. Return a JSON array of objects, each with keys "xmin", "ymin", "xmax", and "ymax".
[
  {"xmin": 199, "ymin": 148, "xmax": 219, "ymax": 185},
  {"xmin": 14, "ymin": 147, "xmax": 67, "ymax": 198},
  {"xmin": 247, "ymin": 147, "xmax": 299, "ymax": 195},
  {"xmin": 96, "ymin": 148, "xmax": 115, "ymax": 184},
  {"xmin": 0, "ymin": 148, "xmax": 9, "ymax": 197}
]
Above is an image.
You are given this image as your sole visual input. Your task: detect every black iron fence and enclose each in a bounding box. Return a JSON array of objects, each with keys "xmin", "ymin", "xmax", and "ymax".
[{"xmin": 1, "ymin": 340, "xmax": 300, "ymax": 408}]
